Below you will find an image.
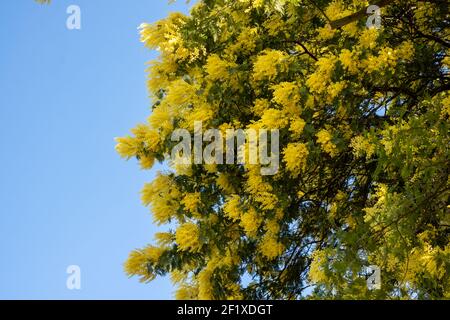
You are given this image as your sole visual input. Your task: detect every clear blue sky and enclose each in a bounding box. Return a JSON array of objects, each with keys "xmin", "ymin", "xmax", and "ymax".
[{"xmin": 0, "ymin": 0, "xmax": 192, "ymax": 299}]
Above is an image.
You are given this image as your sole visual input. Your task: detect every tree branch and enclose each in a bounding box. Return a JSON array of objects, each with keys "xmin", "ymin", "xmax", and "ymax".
[
  {"xmin": 329, "ymin": 0, "xmax": 393, "ymax": 29},
  {"xmin": 295, "ymin": 41, "xmax": 319, "ymax": 61}
]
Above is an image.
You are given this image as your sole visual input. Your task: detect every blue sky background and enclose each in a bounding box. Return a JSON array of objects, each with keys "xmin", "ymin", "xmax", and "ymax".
[{"xmin": 0, "ymin": 0, "xmax": 193, "ymax": 299}]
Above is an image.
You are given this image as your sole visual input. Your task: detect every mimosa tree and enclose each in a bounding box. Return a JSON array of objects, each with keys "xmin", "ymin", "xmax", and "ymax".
[{"xmin": 116, "ymin": 0, "xmax": 449, "ymax": 299}]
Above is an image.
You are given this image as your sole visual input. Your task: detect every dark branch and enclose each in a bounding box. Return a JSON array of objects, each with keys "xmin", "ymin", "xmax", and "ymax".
[{"xmin": 329, "ymin": 0, "xmax": 393, "ymax": 29}]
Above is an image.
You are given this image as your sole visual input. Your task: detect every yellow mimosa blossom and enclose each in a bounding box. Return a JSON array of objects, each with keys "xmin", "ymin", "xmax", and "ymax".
[
  {"xmin": 271, "ymin": 82, "xmax": 301, "ymax": 115},
  {"xmin": 259, "ymin": 234, "xmax": 284, "ymax": 260},
  {"xmin": 225, "ymin": 27, "xmax": 258, "ymax": 56},
  {"xmin": 175, "ymin": 284, "xmax": 198, "ymax": 300},
  {"xmin": 198, "ymin": 263, "xmax": 214, "ymax": 299},
  {"xmin": 441, "ymin": 96, "xmax": 450, "ymax": 118},
  {"xmin": 216, "ymin": 173, "xmax": 235, "ymax": 194},
  {"xmin": 176, "ymin": 222, "xmax": 202, "ymax": 252},
  {"xmin": 327, "ymin": 81, "xmax": 346, "ymax": 102},
  {"xmin": 253, "ymin": 49, "xmax": 288, "ymax": 81},
  {"xmin": 324, "ymin": 0, "xmax": 347, "ymax": 20},
  {"xmin": 164, "ymin": 79, "xmax": 199, "ymax": 107},
  {"xmin": 289, "ymin": 117, "xmax": 306, "ymax": 139},
  {"xmin": 283, "ymin": 143, "xmax": 309, "ymax": 177},
  {"xmin": 239, "ymin": 208, "xmax": 262, "ymax": 237},
  {"xmin": 143, "ymin": 129, "xmax": 160, "ymax": 151},
  {"xmin": 139, "ymin": 154, "xmax": 155, "ymax": 170},
  {"xmin": 139, "ymin": 13, "xmax": 187, "ymax": 50},
  {"xmin": 182, "ymin": 192, "xmax": 201, "ymax": 214},
  {"xmin": 252, "ymin": 98, "xmax": 270, "ymax": 117},
  {"xmin": 263, "ymin": 15, "xmax": 286, "ymax": 36},
  {"xmin": 146, "ymin": 58, "xmax": 178, "ymax": 94},
  {"xmin": 306, "ymin": 55, "xmax": 338, "ymax": 94},
  {"xmin": 223, "ymin": 195, "xmax": 241, "ymax": 221},
  {"xmin": 115, "ymin": 136, "xmax": 139, "ymax": 159},
  {"xmin": 396, "ymin": 40, "xmax": 415, "ymax": 61},
  {"xmin": 350, "ymin": 136, "xmax": 376, "ymax": 158},
  {"xmin": 245, "ymin": 167, "xmax": 278, "ymax": 210},
  {"xmin": 205, "ymin": 54, "xmax": 237, "ymax": 81},
  {"xmin": 359, "ymin": 28, "xmax": 379, "ymax": 49},
  {"xmin": 316, "ymin": 129, "xmax": 338, "ymax": 157},
  {"xmin": 264, "ymin": 218, "xmax": 280, "ymax": 235},
  {"xmin": 155, "ymin": 232, "xmax": 174, "ymax": 246},
  {"xmin": 317, "ymin": 26, "xmax": 336, "ymax": 40},
  {"xmin": 124, "ymin": 245, "xmax": 164, "ymax": 283},
  {"xmin": 141, "ymin": 174, "xmax": 181, "ymax": 224},
  {"xmin": 148, "ymin": 104, "xmax": 174, "ymax": 138},
  {"xmin": 182, "ymin": 104, "xmax": 216, "ymax": 130},
  {"xmin": 309, "ymin": 250, "xmax": 328, "ymax": 284},
  {"xmin": 259, "ymin": 108, "xmax": 289, "ymax": 129},
  {"xmin": 339, "ymin": 49, "xmax": 358, "ymax": 74}
]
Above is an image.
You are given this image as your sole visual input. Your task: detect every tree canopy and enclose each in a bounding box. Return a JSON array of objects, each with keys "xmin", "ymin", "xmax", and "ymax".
[{"xmin": 116, "ymin": 0, "xmax": 450, "ymax": 299}]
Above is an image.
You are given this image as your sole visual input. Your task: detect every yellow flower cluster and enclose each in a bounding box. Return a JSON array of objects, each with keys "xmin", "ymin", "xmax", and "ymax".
[
  {"xmin": 309, "ymin": 250, "xmax": 329, "ymax": 284},
  {"xmin": 263, "ymin": 15, "xmax": 286, "ymax": 36},
  {"xmin": 271, "ymin": 82, "xmax": 301, "ymax": 115},
  {"xmin": 115, "ymin": 122, "xmax": 162, "ymax": 171},
  {"xmin": 146, "ymin": 58, "xmax": 177, "ymax": 95},
  {"xmin": 316, "ymin": 129, "xmax": 338, "ymax": 157},
  {"xmin": 317, "ymin": 26, "xmax": 336, "ymax": 40},
  {"xmin": 148, "ymin": 104, "xmax": 175, "ymax": 138},
  {"xmin": 324, "ymin": 0, "xmax": 348, "ymax": 21},
  {"xmin": 139, "ymin": 13, "xmax": 185, "ymax": 50},
  {"xmin": 358, "ymin": 28, "xmax": 379, "ymax": 49},
  {"xmin": 253, "ymin": 49, "xmax": 288, "ymax": 81},
  {"xmin": 215, "ymin": 174, "xmax": 234, "ymax": 194},
  {"xmin": 181, "ymin": 103, "xmax": 216, "ymax": 130},
  {"xmin": 239, "ymin": 208, "xmax": 262, "ymax": 238},
  {"xmin": 245, "ymin": 167, "xmax": 278, "ymax": 210},
  {"xmin": 115, "ymin": 136, "xmax": 139, "ymax": 159},
  {"xmin": 441, "ymin": 95, "xmax": 450, "ymax": 119},
  {"xmin": 141, "ymin": 174, "xmax": 181, "ymax": 224},
  {"xmin": 264, "ymin": 217, "xmax": 281, "ymax": 235},
  {"xmin": 155, "ymin": 232, "xmax": 174, "ymax": 246},
  {"xmin": 252, "ymin": 98, "xmax": 270, "ymax": 117},
  {"xmin": 225, "ymin": 27, "xmax": 258, "ymax": 57},
  {"xmin": 175, "ymin": 284, "xmax": 198, "ymax": 300},
  {"xmin": 283, "ymin": 143, "xmax": 309, "ymax": 178},
  {"xmin": 409, "ymin": 232, "xmax": 450, "ymax": 281},
  {"xmin": 205, "ymin": 54, "xmax": 237, "ymax": 81},
  {"xmin": 361, "ymin": 41, "xmax": 414, "ymax": 75},
  {"xmin": 339, "ymin": 49, "xmax": 358, "ymax": 74},
  {"xmin": 258, "ymin": 108, "xmax": 289, "ymax": 129},
  {"xmin": 306, "ymin": 55, "xmax": 338, "ymax": 94},
  {"xmin": 197, "ymin": 263, "xmax": 214, "ymax": 300},
  {"xmin": 182, "ymin": 193, "xmax": 201, "ymax": 215},
  {"xmin": 289, "ymin": 117, "xmax": 306, "ymax": 139},
  {"xmin": 364, "ymin": 47, "xmax": 398, "ymax": 73},
  {"xmin": 140, "ymin": 13, "xmax": 201, "ymax": 63},
  {"xmin": 259, "ymin": 234, "xmax": 284, "ymax": 260},
  {"xmin": 363, "ymin": 183, "xmax": 388, "ymax": 227},
  {"xmin": 196, "ymin": 248, "xmax": 242, "ymax": 299},
  {"xmin": 223, "ymin": 195, "xmax": 242, "ymax": 221},
  {"xmin": 164, "ymin": 79, "xmax": 199, "ymax": 107},
  {"xmin": 350, "ymin": 136, "xmax": 376, "ymax": 158},
  {"xmin": 175, "ymin": 222, "xmax": 203, "ymax": 252},
  {"xmin": 124, "ymin": 246, "xmax": 164, "ymax": 283}
]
